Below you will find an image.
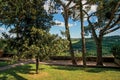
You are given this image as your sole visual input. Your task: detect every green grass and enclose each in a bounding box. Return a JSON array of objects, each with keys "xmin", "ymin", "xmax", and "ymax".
[{"xmin": 0, "ymin": 64, "xmax": 120, "ymax": 80}]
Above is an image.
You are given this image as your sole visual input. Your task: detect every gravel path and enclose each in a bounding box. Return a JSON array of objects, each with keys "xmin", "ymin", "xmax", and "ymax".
[
  {"xmin": 0, "ymin": 59, "xmax": 35, "ymax": 71},
  {"xmin": 0, "ymin": 59, "xmax": 119, "ymax": 71},
  {"xmin": 40, "ymin": 60, "xmax": 120, "ymax": 67}
]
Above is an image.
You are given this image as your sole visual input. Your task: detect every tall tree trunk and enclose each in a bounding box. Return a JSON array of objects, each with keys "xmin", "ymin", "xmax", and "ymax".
[
  {"xmin": 65, "ymin": 21, "xmax": 77, "ymax": 65},
  {"xmin": 91, "ymin": 27, "xmax": 103, "ymax": 66},
  {"xmin": 36, "ymin": 54, "xmax": 39, "ymax": 74},
  {"xmin": 80, "ymin": 0, "xmax": 86, "ymax": 66},
  {"xmin": 96, "ymin": 38, "xmax": 103, "ymax": 66},
  {"xmin": 16, "ymin": 25, "xmax": 20, "ymax": 61},
  {"xmin": 63, "ymin": 9, "xmax": 77, "ymax": 65}
]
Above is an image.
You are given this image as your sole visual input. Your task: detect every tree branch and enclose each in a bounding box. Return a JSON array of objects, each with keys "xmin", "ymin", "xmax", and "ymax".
[
  {"xmin": 104, "ymin": 26, "xmax": 120, "ymax": 35},
  {"xmin": 101, "ymin": 1, "xmax": 120, "ymax": 34},
  {"xmin": 85, "ymin": 11, "xmax": 98, "ymax": 41},
  {"xmin": 107, "ymin": 15, "xmax": 120, "ymax": 30},
  {"xmin": 56, "ymin": 0, "xmax": 65, "ymax": 7},
  {"xmin": 102, "ymin": 9, "xmax": 120, "ymax": 35},
  {"xmin": 68, "ymin": 4, "xmax": 78, "ymax": 9},
  {"xmin": 66, "ymin": 0, "xmax": 73, "ymax": 7}
]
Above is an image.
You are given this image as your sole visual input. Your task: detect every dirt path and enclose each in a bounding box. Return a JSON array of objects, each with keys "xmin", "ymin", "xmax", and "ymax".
[
  {"xmin": 0, "ymin": 59, "xmax": 119, "ymax": 71},
  {"xmin": 40, "ymin": 60, "xmax": 120, "ymax": 67},
  {"xmin": 0, "ymin": 59, "xmax": 35, "ymax": 71}
]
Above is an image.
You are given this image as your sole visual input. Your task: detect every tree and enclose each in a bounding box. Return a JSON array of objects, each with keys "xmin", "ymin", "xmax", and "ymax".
[
  {"xmin": 70, "ymin": 0, "xmax": 89, "ymax": 66},
  {"xmin": 48, "ymin": 0, "xmax": 77, "ymax": 65},
  {"xmin": 0, "ymin": 0, "xmax": 69, "ymax": 73},
  {"xmin": 72, "ymin": 0, "xmax": 87, "ymax": 66},
  {"xmin": 0, "ymin": 0, "xmax": 52, "ymax": 57},
  {"xmin": 0, "ymin": 0, "xmax": 53, "ymax": 73},
  {"xmin": 48, "ymin": 0, "xmax": 90, "ymax": 65},
  {"xmin": 79, "ymin": 0, "xmax": 86, "ymax": 66},
  {"xmin": 21, "ymin": 27, "xmax": 69, "ymax": 73},
  {"xmin": 84, "ymin": 0, "xmax": 120, "ymax": 66}
]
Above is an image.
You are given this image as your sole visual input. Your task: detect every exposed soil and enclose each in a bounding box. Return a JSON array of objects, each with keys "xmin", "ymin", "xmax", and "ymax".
[
  {"xmin": 40, "ymin": 60, "xmax": 120, "ymax": 67},
  {"xmin": 0, "ymin": 58, "xmax": 120, "ymax": 71}
]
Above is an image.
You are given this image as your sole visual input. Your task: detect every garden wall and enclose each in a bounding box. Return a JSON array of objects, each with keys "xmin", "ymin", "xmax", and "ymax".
[{"xmin": 50, "ymin": 56, "xmax": 114, "ymax": 62}]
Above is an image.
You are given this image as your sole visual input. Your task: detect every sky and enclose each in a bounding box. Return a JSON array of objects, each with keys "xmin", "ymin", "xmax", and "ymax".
[
  {"xmin": 49, "ymin": 13, "xmax": 120, "ymax": 38},
  {"xmin": 0, "ymin": 14, "xmax": 120, "ymax": 38},
  {"xmin": 46, "ymin": 0, "xmax": 120, "ymax": 38},
  {"xmin": 49, "ymin": 13, "xmax": 89, "ymax": 38},
  {"xmin": 0, "ymin": 0, "xmax": 120, "ymax": 38}
]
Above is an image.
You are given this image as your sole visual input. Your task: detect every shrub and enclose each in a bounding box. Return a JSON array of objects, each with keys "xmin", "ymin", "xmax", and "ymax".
[{"xmin": 110, "ymin": 45, "xmax": 120, "ymax": 59}]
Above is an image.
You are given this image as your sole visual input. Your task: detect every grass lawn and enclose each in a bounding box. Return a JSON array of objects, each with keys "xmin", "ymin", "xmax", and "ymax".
[{"xmin": 0, "ymin": 64, "xmax": 120, "ymax": 80}]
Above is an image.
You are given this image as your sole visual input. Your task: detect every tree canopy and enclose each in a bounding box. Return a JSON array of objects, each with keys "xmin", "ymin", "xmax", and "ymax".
[
  {"xmin": 84, "ymin": 0, "xmax": 120, "ymax": 65},
  {"xmin": 0, "ymin": 0, "xmax": 69, "ymax": 73}
]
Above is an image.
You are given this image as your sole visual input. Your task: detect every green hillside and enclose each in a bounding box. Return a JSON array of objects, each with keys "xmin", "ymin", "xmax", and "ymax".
[
  {"xmin": 1, "ymin": 35, "xmax": 120, "ymax": 57},
  {"xmin": 72, "ymin": 35, "xmax": 120, "ymax": 56}
]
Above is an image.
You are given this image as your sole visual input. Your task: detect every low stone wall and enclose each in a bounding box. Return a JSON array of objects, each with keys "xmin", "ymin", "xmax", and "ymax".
[
  {"xmin": 50, "ymin": 56, "xmax": 81, "ymax": 60},
  {"xmin": 0, "ymin": 50, "xmax": 3, "ymax": 57},
  {"xmin": 50, "ymin": 56, "xmax": 114, "ymax": 62},
  {"xmin": 114, "ymin": 58, "xmax": 120, "ymax": 66},
  {"xmin": 2, "ymin": 53, "xmax": 14, "ymax": 57}
]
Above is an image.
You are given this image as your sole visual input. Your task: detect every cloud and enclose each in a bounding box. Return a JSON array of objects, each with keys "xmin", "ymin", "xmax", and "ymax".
[
  {"xmin": 82, "ymin": 0, "xmax": 87, "ymax": 4},
  {"xmin": 83, "ymin": 15, "xmax": 88, "ymax": 21},
  {"xmin": 0, "ymin": 27, "xmax": 5, "ymax": 31},
  {"xmin": 54, "ymin": 20, "xmax": 76, "ymax": 27},
  {"xmin": 44, "ymin": 0, "xmax": 98, "ymax": 22},
  {"xmin": 89, "ymin": 5, "xmax": 98, "ymax": 13},
  {"xmin": 83, "ymin": 4, "xmax": 98, "ymax": 21},
  {"xmin": 44, "ymin": 0, "xmax": 50, "ymax": 11},
  {"xmin": 44, "ymin": 0, "xmax": 76, "ymax": 13}
]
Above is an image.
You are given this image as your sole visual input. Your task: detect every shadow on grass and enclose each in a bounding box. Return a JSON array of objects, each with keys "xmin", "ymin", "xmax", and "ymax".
[
  {"xmin": 85, "ymin": 68, "xmax": 120, "ymax": 73},
  {"xmin": 51, "ymin": 65, "xmax": 84, "ymax": 71},
  {"xmin": 50, "ymin": 65, "xmax": 120, "ymax": 73},
  {"xmin": 0, "ymin": 72, "xmax": 27, "ymax": 80},
  {"xmin": 0, "ymin": 64, "xmax": 44, "ymax": 80},
  {"xmin": 85, "ymin": 68, "xmax": 105, "ymax": 73}
]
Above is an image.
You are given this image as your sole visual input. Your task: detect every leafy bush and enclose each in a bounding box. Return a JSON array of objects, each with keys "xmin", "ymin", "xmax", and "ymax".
[
  {"xmin": 110, "ymin": 45, "xmax": 120, "ymax": 59},
  {"xmin": 16, "ymin": 27, "xmax": 69, "ymax": 61},
  {"xmin": 0, "ymin": 61, "xmax": 9, "ymax": 67}
]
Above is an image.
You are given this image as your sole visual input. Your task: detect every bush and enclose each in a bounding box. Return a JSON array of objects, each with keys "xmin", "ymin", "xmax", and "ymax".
[{"xmin": 110, "ymin": 45, "xmax": 120, "ymax": 59}]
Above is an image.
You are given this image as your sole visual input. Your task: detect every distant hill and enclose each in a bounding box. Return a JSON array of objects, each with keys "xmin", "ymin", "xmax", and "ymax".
[{"xmin": 72, "ymin": 35, "xmax": 120, "ymax": 56}]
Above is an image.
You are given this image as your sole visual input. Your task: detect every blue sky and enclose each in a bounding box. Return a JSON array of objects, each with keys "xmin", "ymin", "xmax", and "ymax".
[
  {"xmin": 50, "ymin": 14, "xmax": 81, "ymax": 38},
  {"xmin": 49, "ymin": 14, "xmax": 120, "ymax": 38},
  {"xmin": 45, "ymin": 0, "xmax": 120, "ymax": 38}
]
